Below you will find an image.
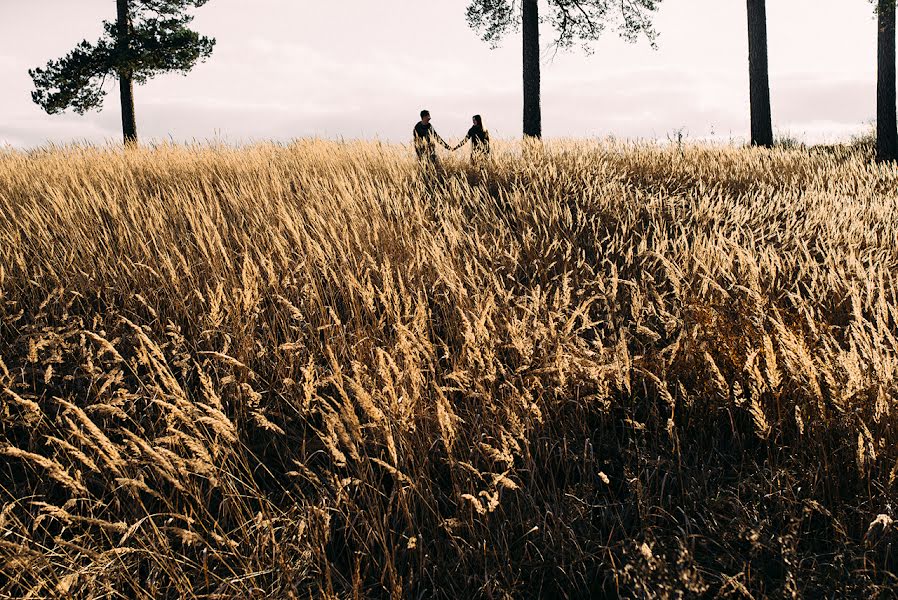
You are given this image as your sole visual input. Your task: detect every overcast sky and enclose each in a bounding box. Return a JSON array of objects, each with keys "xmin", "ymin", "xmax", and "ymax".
[{"xmin": 0, "ymin": 1, "xmax": 880, "ymax": 147}]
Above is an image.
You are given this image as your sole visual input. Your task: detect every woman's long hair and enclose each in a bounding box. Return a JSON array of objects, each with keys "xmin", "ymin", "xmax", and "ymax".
[{"xmin": 473, "ymin": 115, "xmax": 484, "ymax": 131}]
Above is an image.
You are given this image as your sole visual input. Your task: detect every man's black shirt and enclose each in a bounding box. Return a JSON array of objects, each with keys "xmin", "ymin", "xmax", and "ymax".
[{"xmin": 413, "ymin": 121, "xmax": 448, "ymax": 158}]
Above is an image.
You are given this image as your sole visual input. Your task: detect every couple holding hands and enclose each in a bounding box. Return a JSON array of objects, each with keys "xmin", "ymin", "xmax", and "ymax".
[{"xmin": 413, "ymin": 109, "xmax": 491, "ymax": 166}]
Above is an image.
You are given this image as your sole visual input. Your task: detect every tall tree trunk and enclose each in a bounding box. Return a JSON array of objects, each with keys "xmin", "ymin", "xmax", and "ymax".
[
  {"xmin": 522, "ymin": 0, "xmax": 541, "ymax": 139},
  {"xmin": 117, "ymin": 0, "xmax": 138, "ymax": 144},
  {"xmin": 747, "ymin": 0, "xmax": 773, "ymax": 147},
  {"xmin": 878, "ymin": 0, "xmax": 897, "ymax": 162}
]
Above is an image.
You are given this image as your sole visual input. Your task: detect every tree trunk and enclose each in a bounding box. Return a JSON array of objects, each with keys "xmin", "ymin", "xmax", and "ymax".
[
  {"xmin": 522, "ymin": 0, "xmax": 541, "ymax": 139},
  {"xmin": 878, "ymin": 0, "xmax": 897, "ymax": 162},
  {"xmin": 747, "ymin": 0, "xmax": 773, "ymax": 147},
  {"xmin": 117, "ymin": 0, "xmax": 138, "ymax": 144}
]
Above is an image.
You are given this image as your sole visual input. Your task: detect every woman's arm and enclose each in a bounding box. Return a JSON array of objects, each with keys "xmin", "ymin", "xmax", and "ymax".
[{"xmin": 452, "ymin": 133, "xmax": 471, "ymax": 151}]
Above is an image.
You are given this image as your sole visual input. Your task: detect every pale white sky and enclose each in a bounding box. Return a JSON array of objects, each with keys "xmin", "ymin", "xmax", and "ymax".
[{"xmin": 0, "ymin": 1, "xmax": 880, "ymax": 147}]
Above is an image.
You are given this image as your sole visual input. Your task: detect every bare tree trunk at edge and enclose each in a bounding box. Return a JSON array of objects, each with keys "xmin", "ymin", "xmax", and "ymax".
[
  {"xmin": 747, "ymin": 0, "xmax": 773, "ymax": 147},
  {"xmin": 522, "ymin": 0, "xmax": 541, "ymax": 139},
  {"xmin": 878, "ymin": 0, "xmax": 897, "ymax": 162},
  {"xmin": 117, "ymin": 0, "xmax": 138, "ymax": 145}
]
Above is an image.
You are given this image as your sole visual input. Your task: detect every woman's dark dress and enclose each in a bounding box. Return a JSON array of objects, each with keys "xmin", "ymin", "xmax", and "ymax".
[{"xmin": 463, "ymin": 125, "xmax": 490, "ymax": 160}]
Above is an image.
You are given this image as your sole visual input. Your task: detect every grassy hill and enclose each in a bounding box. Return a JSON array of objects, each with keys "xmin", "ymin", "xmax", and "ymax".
[{"xmin": 0, "ymin": 140, "xmax": 896, "ymax": 598}]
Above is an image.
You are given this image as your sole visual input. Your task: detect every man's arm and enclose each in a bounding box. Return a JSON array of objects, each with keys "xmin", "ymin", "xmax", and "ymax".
[{"xmin": 432, "ymin": 129, "xmax": 451, "ymax": 150}]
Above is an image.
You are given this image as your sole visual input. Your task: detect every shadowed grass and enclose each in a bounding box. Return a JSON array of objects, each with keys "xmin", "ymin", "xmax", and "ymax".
[{"xmin": 0, "ymin": 139, "xmax": 896, "ymax": 598}]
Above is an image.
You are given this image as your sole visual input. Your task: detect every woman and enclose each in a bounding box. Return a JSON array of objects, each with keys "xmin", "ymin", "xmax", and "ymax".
[{"xmin": 454, "ymin": 115, "xmax": 490, "ymax": 162}]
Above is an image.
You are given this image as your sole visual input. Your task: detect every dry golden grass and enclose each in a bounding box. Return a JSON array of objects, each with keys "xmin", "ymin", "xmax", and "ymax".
[{"xmin": 0, "ymin": 138, "xmax": 896, "ymax": 598}]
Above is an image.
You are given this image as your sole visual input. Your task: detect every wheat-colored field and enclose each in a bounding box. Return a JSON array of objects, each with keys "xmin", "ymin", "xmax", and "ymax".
[{"xmin": 0, "ymin": 139, "xmax": 896, "ymax": 598}]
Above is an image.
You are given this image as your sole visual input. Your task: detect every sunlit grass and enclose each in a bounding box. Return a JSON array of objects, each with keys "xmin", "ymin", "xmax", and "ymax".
[{"xmin": 0, "ymin": 139, "xmax": 896, "ymax": 597}]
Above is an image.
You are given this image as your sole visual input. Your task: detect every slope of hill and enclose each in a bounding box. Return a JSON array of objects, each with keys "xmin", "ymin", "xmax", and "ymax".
[{"xmin": 1, "ymin": 140, "xmax": 896, "ymax": 598}]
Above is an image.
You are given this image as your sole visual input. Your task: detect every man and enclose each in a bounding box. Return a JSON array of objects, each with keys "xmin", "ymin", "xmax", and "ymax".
[{"xmin": 413, "ymin": 109, "xmax": 451, "ymax": 167}]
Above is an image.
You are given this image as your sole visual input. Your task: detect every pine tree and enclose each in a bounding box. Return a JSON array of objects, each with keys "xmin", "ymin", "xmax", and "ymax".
[
  {"xmin": 746, "ymin": 0, "xmax": 773, "ymax": 147},
  {"xmin": 29, "ymin": 0, "xmax": 216, "ymax": 144},
  {"xmin": 877, "ymin": 0, "xmax": 898, "ymax": 162},
  {"xmin": 466, "ymin": 0, "xmax": 662, "ymax": 139}
]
